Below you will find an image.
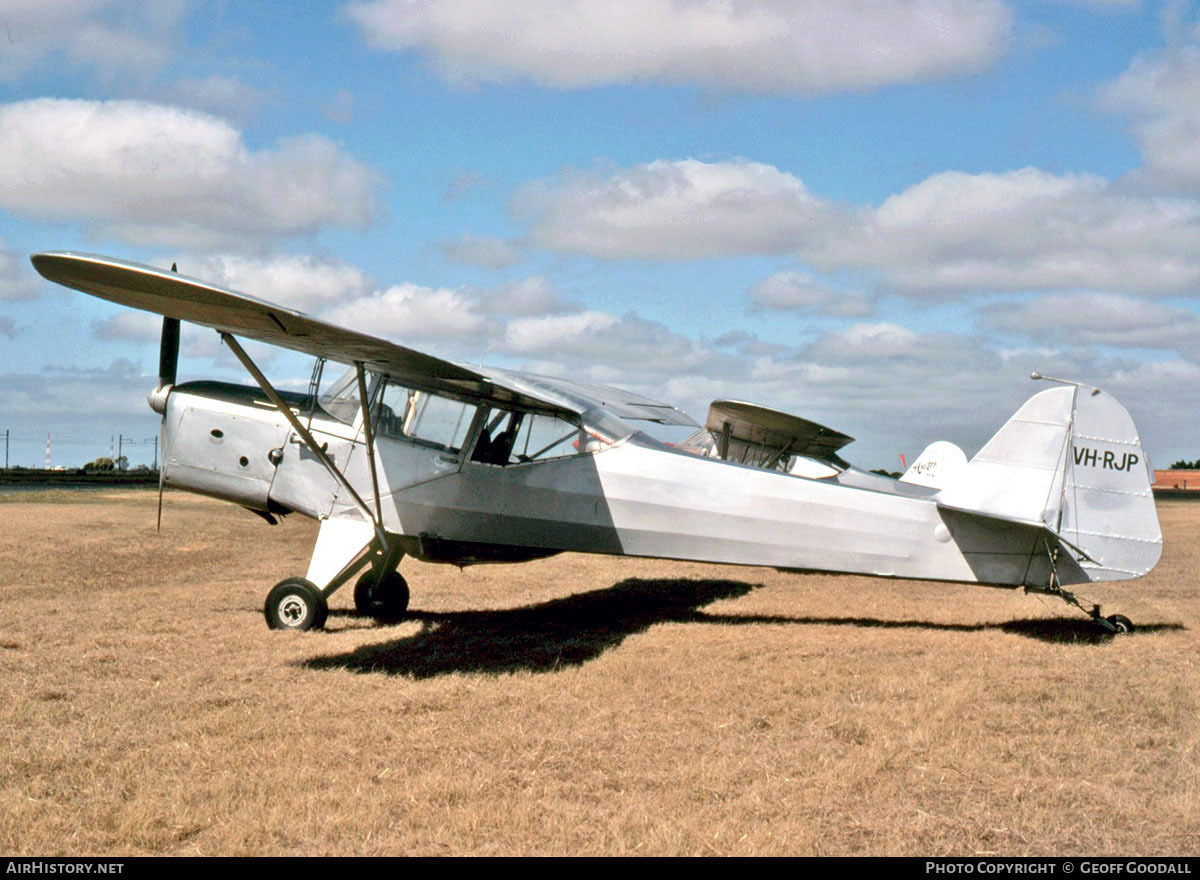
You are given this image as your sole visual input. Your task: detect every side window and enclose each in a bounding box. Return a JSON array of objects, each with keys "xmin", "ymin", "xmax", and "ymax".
[
  {"xmin": 375, "ymin": 382, "xmax": 414, "ymax": 437},
  {"xmin": 407, "ymin": 393, "xmax": 476, "ymax": 452},
  {"xmin": 472, "ymin": 408, "xmax": 609, "ymax": 465},
  {"xmin": 512, "ymin": 414, "xmax": 585, "ymax": 462},
  {"xmin": 471, "ymin": 409, "xmax": 524, "ymax": 465},
  {"xmin": 376, "ymin": 382, "xmax": 477, "ymax": 453}
]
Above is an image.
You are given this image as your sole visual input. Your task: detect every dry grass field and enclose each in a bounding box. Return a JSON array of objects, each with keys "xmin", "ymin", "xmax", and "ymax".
[{"xmin": 0, "ymin": 489, "xmax": 1196, "ymax": 856}]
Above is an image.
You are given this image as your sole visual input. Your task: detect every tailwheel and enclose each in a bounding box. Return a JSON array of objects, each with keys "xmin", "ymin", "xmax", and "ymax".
[
  {"xmin": 1105, "ymin": 614, "xmax": 1134, "ymax": 634},
  {"xmin": 1088, "ymin": 606, "xmax": 1134, "ymax": 635},
  {"xmin": 354, "ymin": 570, "xmax": 410, "ymax": 623},
  {"xmin": 1030, "ymin": 552, "xmax": 1135, "ymax": 636},
  {"xmin": 264, "ymin": 577, "xmax": 328, "ymax": 631}
]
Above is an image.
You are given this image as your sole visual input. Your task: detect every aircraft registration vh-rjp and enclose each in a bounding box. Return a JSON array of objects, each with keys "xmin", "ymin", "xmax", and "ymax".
[{"xmin": 32, "ymin": 252, "xmax": 1162, "ymax": 635}]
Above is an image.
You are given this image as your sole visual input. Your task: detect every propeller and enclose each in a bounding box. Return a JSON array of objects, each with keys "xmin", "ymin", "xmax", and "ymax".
[
  {"xmin": 153, "ymin": 264, "xmax": 181, "ymax": 532},
  {"xmin": 158, "ymin": 314, "xmax": 180, "ymax": 390}
]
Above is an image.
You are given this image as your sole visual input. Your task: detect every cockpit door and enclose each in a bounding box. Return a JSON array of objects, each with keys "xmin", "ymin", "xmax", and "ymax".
[
  {"xmin": 267, "ymin": 419, "xmax": 359, "ymax": 519},
  {"xmin": 266, "ymin": 363, "xmax": 365, "ymax": 519}
]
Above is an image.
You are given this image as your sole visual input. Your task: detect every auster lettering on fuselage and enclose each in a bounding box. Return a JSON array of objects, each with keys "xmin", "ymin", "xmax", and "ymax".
[{"xmin": 1074, "ymin": 446, "xmax": 1139, "ymax": 472}]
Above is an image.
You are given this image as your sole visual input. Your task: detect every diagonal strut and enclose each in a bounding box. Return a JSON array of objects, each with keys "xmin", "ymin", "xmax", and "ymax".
[{"xmin": 219, "ymin": 332, "xmax": 389, "ymax": 552}]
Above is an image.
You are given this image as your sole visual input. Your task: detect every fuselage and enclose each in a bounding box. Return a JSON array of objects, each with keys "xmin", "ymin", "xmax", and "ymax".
[{"xmin": 160, "ymin": 379, "xmax": 1065, "ymax": 590}]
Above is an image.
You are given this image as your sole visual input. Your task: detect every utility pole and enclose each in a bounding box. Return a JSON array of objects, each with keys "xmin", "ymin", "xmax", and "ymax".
[
  {"xmin": 118, "ymin": 434, "xmax": 124, "ymax": 470},
  {"xmin": 152, "ymin": 435, "xmax": 158, "ymax": 471},
  {"xmin": 4, "ymin": 429, "xmax": 7, "ymax": 470}
]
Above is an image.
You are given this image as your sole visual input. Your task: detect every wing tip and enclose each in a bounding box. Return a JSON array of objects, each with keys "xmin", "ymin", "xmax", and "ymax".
[
  {"xmin": 29, "ymin": 251, "xmax": 59, "ymax": 279},
  {"xmin": 29, "ymin": 251, "xmax": 116, "ymax": 285}
]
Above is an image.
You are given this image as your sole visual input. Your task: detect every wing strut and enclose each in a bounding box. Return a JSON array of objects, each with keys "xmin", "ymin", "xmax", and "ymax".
[
  {"xmin": 220, "ymin": 332, "xmax": 390, "ymax": 552},
  {"xmin": 354, "ymin": 362, "xmax": 385, "ymax": 529},
  {"xmin": 762, "ymin": 441, "xmax": 792, "ymax": 471}
]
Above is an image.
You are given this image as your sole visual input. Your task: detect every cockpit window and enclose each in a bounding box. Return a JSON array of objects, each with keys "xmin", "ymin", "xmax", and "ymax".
[
  {"xmin": 405, "ymin": 392, "xmax": 476, "ymax": 452},
  {"xmin": 375, "ymin": 381, "xmax": 414, "ymax": 436},
  {"xmin": 375, "ymin": 380, "xmax": 477, "ymax": 453},
  {"xmin": 316, "ymin": 364, "xmax": 362, "ymax": 425},
  {"xmin": 471, "ymin": 408, "xmax": 612, "ymax": 466}
]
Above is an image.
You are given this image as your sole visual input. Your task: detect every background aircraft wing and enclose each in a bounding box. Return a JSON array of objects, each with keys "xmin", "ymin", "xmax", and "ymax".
[
  {"xmin": 706, "ymin": 399, "xmax": 854, "ymax": 463},
  {"xmin": 31, "ymin": 252, "xmax": 692, "ymax": 424}
]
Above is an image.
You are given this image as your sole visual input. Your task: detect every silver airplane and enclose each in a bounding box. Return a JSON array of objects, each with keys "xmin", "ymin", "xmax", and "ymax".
[{"xmin": 32, "ymin": 252, "xmax": 1162, "ymax": 634}]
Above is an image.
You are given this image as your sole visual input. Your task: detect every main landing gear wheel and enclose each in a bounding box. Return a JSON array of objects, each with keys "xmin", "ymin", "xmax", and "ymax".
[
  {"xmin": 264, "ymin": 577, "xmax": 328, "ymax": 631},
  {"xmin": 354, "ymin": 570, "xmax": 410, "ymax": 623}
]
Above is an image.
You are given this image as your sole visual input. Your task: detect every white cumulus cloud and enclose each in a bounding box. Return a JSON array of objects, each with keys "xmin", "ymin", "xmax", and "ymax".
[
  {"xmin": 0, "ymin": 239, "xmax": 40, "ymax": 301},
  {"xmin": 515, "ymin": 159, "xmax": 1200, "ymax": 296},
  {"xmin": 159, "ymin": 75, "xmax": 267, "ymax": 122},
  {"xmin": 167, "ymin": 253, "xmax": 376, "ymax": 311},
  {"xmin": 480, "ymin": 276, "xmax": 574, "ymax": 317},
  {"xmin": 498, "ymin": 308, "xmax": 741, "ymax": 382},
  {"xmin": 749, "ymin": 270, "xmax": 873, "ymax": 317},
  {"xmin": 0, "ymin": 0, "xmax": 184, "ymax": 82},
  {"xmin": 0, "ymin": 99, "xmax": 380, "ymax": 249},
  {"xmin": 516, "ymin": 159, "xmax": 842, "ymax": 259},
  {"xmin": 807, "ymin": 168, "xmax": 1200, "ymax": 295},
  {"xmin": 979, "ymin": 292, "xmax": 1200, "ymax": 355},
  {"xmin": 346, "ymin": 0, "xmax": 1011, "ymax": 94},
  {"xmin": 322, "ymin": 283, "xmax": 494, "ymax": 342},
  {"xmin": 1100, "ymin": 44, "xmax": 1200, "ymax": 194}
]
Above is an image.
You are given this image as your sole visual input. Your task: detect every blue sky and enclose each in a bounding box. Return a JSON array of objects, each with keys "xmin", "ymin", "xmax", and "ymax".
[{"xmin": 3, "ymin": 0, "xmax": 1200, "ymax": 470}]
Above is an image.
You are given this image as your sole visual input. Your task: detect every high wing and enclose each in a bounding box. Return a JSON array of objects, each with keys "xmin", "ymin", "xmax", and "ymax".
[
  {"xmin": 478, "ymin": 367, "xmax": 696, "ymax": 426},
  {"xmin": 704, "ymin": 399, "xmax": 854, "ymax": 465},
  {"xmin": 30, "ymin": 252, "xmax": 694, "ymax": 426}
]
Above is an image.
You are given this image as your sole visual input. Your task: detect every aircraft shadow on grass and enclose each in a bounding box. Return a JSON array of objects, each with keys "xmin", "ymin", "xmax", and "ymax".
[
  {"xmin": 718, "ymin": 613, "xmax": 1185, "ymax": 645},
  {"xmin": 304, "ymin": 577, "xmax": 757, "ymax": 678},
  {"xmin": 300, "ymin": 578, "xmax": 1187, "ymax": 678}
]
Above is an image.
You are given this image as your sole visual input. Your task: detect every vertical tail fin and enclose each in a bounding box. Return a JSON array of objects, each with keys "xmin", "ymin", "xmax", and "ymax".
[
  {"xmin": 936, "ymin": 383, "xmax": 1161, "ymax": 581},
  {"xmin": 1057, "ymin": 385, "xmax": 1161, "ymax": 580}
]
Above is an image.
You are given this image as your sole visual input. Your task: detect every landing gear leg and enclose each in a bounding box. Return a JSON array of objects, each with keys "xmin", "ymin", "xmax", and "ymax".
[{"xmin": 1028, "ymin": 540, "xmax": 1134, "ymax": 634}]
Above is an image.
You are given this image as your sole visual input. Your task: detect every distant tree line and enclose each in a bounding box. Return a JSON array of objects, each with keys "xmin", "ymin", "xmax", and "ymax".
[
  {"xmin": 1170, "ymin": 459, "xmax": 1200, "ymax": 469},
  {"xmin": 82, "ymin": 456, "xmax": 128, "ymax": 471}
]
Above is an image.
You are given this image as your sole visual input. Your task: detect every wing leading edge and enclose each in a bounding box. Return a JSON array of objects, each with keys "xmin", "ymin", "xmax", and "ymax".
[{"xmin": 31, "ymin": 251, "xmax": 694, "ymax": 426}]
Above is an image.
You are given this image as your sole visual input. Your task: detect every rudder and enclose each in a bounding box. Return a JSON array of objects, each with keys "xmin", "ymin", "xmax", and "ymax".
[{"xmin": 1058, "ymin": 386, "xmax": 1161, "ymax": 581}]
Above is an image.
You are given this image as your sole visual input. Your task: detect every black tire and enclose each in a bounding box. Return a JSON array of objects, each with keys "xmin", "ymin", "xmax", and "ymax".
[
  {"xmin": 264, "ymin": 577, "xmax": 328, "ymax": 631},
  {"xmin": 354, "ymin": 570, "xmax": 410, "ymax": 623},
  {"xmin": 1106, "ymin": 614, "xmax": 1134, "ymax": 634}
]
